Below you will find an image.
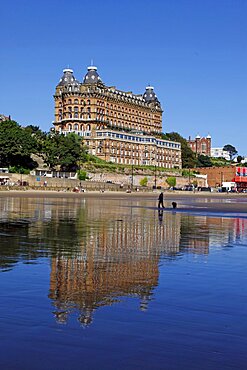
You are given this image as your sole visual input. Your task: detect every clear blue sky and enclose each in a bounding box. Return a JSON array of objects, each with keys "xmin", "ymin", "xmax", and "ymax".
[{"xmin": 1, "ymin": 0, "xmax": 246, "ymax": 154}]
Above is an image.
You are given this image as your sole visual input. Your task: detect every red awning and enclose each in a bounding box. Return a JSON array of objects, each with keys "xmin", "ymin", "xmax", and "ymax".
[{"xmin": 234, "ymin": 176, "xmax": 247, "ymax": 183}]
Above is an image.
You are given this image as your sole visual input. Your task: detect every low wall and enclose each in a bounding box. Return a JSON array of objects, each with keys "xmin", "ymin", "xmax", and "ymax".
[{"xmin": 1, "ymin": 171, "xmax": 207, "ymax": 190}]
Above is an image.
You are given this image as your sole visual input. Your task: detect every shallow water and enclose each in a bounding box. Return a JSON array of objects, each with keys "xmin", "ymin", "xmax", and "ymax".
[{"xmin": 0, "ymin": 196, "xmax": 247, "ymax": 370}]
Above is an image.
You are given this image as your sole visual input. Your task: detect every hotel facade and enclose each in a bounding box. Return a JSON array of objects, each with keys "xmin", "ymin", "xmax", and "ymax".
[{"xmin": 53, "ymin": 66, "xmax": 182, "ymax": 168}]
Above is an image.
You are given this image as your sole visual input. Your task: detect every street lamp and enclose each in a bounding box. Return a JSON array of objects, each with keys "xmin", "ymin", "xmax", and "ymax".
[
  {"xmin": 154, "ymin": 165, "xmax": 157, "ymax": 189},
  {"xmin": 131, "ymin": 164, "xmax": 134, "ymax": 190}
]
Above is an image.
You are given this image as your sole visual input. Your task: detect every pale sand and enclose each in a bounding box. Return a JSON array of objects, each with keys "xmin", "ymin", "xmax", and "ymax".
[{"xmin": 0, "ymin": 189, "xmax": 246, "ymax": 214}]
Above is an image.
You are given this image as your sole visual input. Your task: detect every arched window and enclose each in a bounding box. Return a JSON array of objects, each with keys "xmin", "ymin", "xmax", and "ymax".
[
  {"xmin": 68, "ymin": 124, "xmax": 72, "ymax": 131},
  {"xmin": 59, "ymin": 102, "xmax": 62, "ymax": 107},
  {"xmin": 68, "ymin": 99, "xmax": 72, "ymax": 104},
  {"xmin": 74, "ymin": 124, "xmax": 78, "ymax": 130},
  {"xmin": 201, "ymin": 143, "xmax": 207, "ymax": 153},
  {"xmin": 87, "ymin": 100, "xmax": 90, "ymax": 105},
  {"xmin": 74, "ymin": 113, "xmax": 78, "ymax": 118},
  {"xmin": 80, "ymin": 124, "xmax": 84, "ymax": 131},
  {"xmin": 87, "ymin": 124, "xmax": 91, "ymax": 131},
  {"xmin": 74, "ymin": 99, "xmax": 78, "ymax": 104}
]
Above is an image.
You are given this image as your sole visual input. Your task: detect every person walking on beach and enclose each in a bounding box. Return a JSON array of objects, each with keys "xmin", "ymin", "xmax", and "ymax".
[{"xmin": 158, "ymin": 192, "xmax": 164, "ymax": 208}]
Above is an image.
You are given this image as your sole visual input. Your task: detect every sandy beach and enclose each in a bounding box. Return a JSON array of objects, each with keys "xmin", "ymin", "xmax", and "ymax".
[{"xmin": 0, "ymin": 189, "xmax": 246, "ymax": 215}]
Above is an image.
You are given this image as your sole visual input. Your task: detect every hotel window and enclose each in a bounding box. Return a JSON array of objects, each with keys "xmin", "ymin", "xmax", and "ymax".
[
  {"xmin": 74, "ymin": 99, "xmax": 78, "ymax": 104},
  {"xmin": 68, "ymin": 99, "xmax": 72, "ymax": 104}
]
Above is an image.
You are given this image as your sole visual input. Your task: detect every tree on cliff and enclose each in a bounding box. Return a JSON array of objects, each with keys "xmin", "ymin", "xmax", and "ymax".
[
  {"xmin": 0, "ymin": 120, "xmax": 37, "ymax": 170},
  {"xmin": 223, "ymin": 144, "xmax": 238, "ymax": 160},
  {"xmin": 196, "ymin": 154, "xmax": 212, "ymax": 167},
  {"xmin": 162, "ymin": 132, "xmax": 196, "ymax": 168},
  {"xmin": 42, "ymin": 132, "xmax": 88, "ymax": 171}
]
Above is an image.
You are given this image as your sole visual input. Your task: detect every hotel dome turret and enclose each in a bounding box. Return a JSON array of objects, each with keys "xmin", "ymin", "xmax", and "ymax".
[
  {"xmin": 83, "ymin": 66, "xmax": 103, "ymax": 84},
  {"xmin": 143, "ymin": 86, "xmax": 159, "ymax": 103},
  {"xmin": 58, "ymin": 68, "xmax": 80, "ymax": 87}
]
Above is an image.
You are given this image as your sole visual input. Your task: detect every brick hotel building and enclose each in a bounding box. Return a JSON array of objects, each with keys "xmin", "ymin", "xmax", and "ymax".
[{"xmin": 53, "ymin": 65, "xmax": 182, "ymax": 168}]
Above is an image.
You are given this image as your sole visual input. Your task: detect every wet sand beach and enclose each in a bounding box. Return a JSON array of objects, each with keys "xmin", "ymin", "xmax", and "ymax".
[
  {"xmin": 0, "ymin": 189, "xmax": 246, "ymax": 214},
  {"xmin": 1, "ymin": 190, "xmax": 247, "ymax": 369}
]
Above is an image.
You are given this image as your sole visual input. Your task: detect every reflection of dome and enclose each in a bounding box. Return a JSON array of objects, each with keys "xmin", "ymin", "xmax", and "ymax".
[
  {"xmin": 58, "ymin": 68, "xmax": 80, "ymax": 87},
  {"xmin": 143, "ymin": 86, "xmax": 159, "ymax": 103},
  {"xmin": 83, "ymin": 66, "xmax": 102, "ymax": 84}
]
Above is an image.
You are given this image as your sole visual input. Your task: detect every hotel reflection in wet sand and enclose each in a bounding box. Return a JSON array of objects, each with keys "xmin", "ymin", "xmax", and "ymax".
[
  {"xmin": 49, "ymin": 209, "xmax": 182, "ymax": 325},
  {"xmin": 48, "ymin": 205, "xmax": 245, "ymax": 326}
]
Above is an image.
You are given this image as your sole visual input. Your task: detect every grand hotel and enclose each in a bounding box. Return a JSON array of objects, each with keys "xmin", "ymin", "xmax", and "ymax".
[{"xmin": 53, "ymin": 65, "xmax": 182, "ymax": 168}]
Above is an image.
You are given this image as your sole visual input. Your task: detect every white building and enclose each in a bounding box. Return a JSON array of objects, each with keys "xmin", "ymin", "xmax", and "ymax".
[{"xmin": 211, "ymin": 148, "xmax": 231, "ymax": 161}]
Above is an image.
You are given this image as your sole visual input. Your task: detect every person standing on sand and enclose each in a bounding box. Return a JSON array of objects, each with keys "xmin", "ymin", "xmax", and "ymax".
[{"xmin": 158, "ymin": 192, "xmax": 164, "ymax": 208}]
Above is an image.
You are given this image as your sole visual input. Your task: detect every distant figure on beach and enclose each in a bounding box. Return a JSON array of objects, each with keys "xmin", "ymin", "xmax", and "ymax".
[
  {"xmin": 158, "ymin": 192, "xmax": 164, "ymax": 208},
  {"xmin": 172, "ymin": 202, "xmax": 177, "ymax": 209}
]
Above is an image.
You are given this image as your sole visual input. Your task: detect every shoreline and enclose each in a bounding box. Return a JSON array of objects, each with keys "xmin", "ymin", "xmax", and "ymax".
[
  {"xmin": 0, "ymin": 189, "xmax": 246, "ymax": 215},
  {"xmin": 0, "ymin": 188, "xmax": 246, "ymax": 197}
]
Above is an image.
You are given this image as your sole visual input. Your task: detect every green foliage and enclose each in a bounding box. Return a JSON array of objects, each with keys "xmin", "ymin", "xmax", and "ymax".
[
  {"xmin": 25, "ymin": 125, "xmax": 47, "ymax": 155},
  {"xmin": 0, "ymin": 120, "xmax": 38, "ymax": 169},
  {"xmin": 77, "ymin": 170, "xmax": 88, "ymax": 181},
  {"xmin": 163, "ymin": 132, "xmax": 196, "ymax": 168},
  {"xmin": 9, "ymin": 166, "xmax": 30, "ymax": 174},
  {"xmin": 42, "ymin": 132, "xmax": 87, "ymax": 171},
  {"xmin": 211, "ymin": 157, "xmax": 231, "ymax": 167},
  {"xmin": 223, "ymin": 144, "xmax": 238, "ymax": 160},
  {"xmin": 196, "ymin": 154, "xmax": 212, "ymax": 167},
  {"xmin": 166, "ymin": 176, "xmax": 176, "ymax": 187},
  {"xmin": 237, "ymin": 155, "xmax": 243, "ymax": 163},
  {"xmin": 182, "ymin": 169, "xmax": 190, "ymax": 176},
  {"xmin": 139, "ymin": 177, "xmax": 148, "ymax": 186}
]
